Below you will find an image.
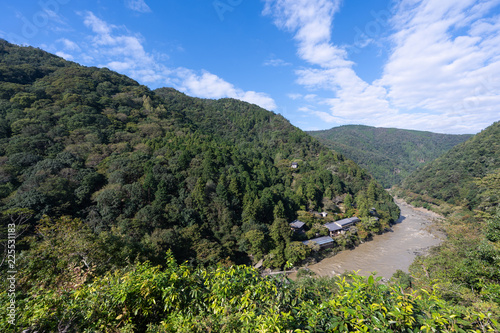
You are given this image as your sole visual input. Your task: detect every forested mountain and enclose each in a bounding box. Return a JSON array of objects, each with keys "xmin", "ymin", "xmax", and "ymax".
[
  {"xmin": 0, "ymin": 39, "xmax": 398, "ymax": 271},
  {"xmin": 1, "ymin": 40, "xmax": 498, "ymax": 332},
  {"xmin": 400, "ymin": 121, "xmax": 499, "ymax": 213},
  {"xmin": 308, "ymin": 125, "xmax": 472, "ymax": 188}
]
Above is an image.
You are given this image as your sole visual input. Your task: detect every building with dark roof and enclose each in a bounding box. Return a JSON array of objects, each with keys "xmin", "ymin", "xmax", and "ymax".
[
  {"xmin": 324, "ymin": 221, "xmax": 342, "ymax": 235},
  {"xmin": 302, "ymin": 236, "xmax": 334, "ymax": 249},
  {"xmin": 323, "ymin": 217, "xmax": 360, "ymax": 236},
  {"xmin": 335, "ymin": 217, "xmax": 360, "ymax": 228},
  {"xmin": 290, "ymin": 220, "xmax": 305, "ymax": 232}
]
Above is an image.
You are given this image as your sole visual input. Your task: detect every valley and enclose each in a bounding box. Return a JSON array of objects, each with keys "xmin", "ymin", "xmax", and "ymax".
[
  {"xmin": 0, "ymin": 40, "xmax": 498, "ymax": 332},
  {"xmin": 308, "ymin": 125, "xmax": 472, "ymax": 188}
]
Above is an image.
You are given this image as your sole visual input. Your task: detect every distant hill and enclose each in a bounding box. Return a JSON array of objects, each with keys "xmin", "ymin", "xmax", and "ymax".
[
  {"xmin": 308, "ymin": 125, "xmax": 472, "ymax": 188},
  {"xmin": 400, "ymin": 121, "xmax": 500, "ymax": 213}
]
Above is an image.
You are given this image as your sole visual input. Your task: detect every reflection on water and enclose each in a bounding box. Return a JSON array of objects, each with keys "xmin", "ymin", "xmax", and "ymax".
[{"xmin": 304, "ymin": 199, "xmax": 443, "ymax": 279}]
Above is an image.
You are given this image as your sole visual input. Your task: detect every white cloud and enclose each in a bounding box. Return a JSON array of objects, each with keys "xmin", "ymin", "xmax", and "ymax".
[
  {"xmin": 265, "ymin": 0, "xmax": 500, "ymax": 133},
  {"xmin": 42, "ymin": 8, "xmax": 69, "ymax": 27},
  {"xmin": 125, "ymin": 0, "xmax": 152, "ymax": 13},
  {"xmin": 59, "ymin": 12, "xmax": 276, "ymax": 111},
  {"xmin": 175, "ymin": 70, "xmax": 234, "ymax": 98},
  {"xmin": 265, "ymin": 0, "xmax": 394, "ymax": 124},
  {"xmin": 78, "ymin": 12, "xmax": 168, "ymax": 84},
  {"xmin": 57, "ymin": 38, "xmax": 80, "ymax": 51},
  {"xmin": 287, "ymin": 93, "xmax": 302, "ymax": 100},
  {"xmin": 106, "ymin": 60, "xmax": 133, "ymax": 72},
  {"xmin": 55, "ymin": 51, "xmax": 74, "ymax": 60},
  {"xmin": 263, "ymin": 0, "xmax": 350, "ymax": 68},
  {"xmin": 378, "ymin": 0, "xmax": 500, "ymax": 131},
  {"xmin": 174, "ymin": 69, "xmax": 277, "ymax": 110},
  {"xmin": 83, "ymin": 11, "xmax": 113, "ymax": 35},
  {"xmin": 263, "ymin": 57, "xmax": 292, "ymax": 67}
]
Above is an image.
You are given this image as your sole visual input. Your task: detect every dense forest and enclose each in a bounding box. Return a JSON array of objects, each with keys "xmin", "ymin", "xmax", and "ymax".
[
  {"xmin": 0, "ymin": 39, "xmax": 399, "ymax": 269},
  {"xmin": 308, "ymin": 125, "xmax": 472, "ymax": 188},
  {"xmin": 398, "ymin": 121, "xmax": 500, "ymax": 214},
  {"xmin": 0, "ymin": 40, "xmax": 498, "ymax": 332}
]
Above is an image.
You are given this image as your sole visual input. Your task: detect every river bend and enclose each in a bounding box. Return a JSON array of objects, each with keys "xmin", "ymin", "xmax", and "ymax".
[{"xmin": 303, "ymin": 198, "xmax": 443, "ymax": 279}]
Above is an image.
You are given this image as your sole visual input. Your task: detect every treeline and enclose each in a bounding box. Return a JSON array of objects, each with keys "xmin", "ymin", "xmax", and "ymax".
[{"xmin": 308, "ymin": 125, "xmax": 471, "ymax": 188}]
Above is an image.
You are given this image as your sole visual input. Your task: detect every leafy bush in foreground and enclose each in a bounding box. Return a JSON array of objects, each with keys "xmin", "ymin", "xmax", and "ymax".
[{"xmin": 2, "ymin": 253, "xmax": 497, "ymax": 332}]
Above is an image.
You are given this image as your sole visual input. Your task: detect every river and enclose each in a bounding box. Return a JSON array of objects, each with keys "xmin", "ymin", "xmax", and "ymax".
[{"xmin": 299, "ymin": 198, "xmax": 444, "ymax": 279}]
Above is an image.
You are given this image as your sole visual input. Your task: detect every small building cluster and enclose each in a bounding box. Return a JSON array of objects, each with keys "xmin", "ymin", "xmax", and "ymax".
[{"xmin": 290, "ymin": 216, "xmax": 361, "ymax": 250}]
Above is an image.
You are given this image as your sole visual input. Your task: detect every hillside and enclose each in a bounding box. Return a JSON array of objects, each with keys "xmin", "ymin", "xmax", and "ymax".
[
  {"xmin": 394, "ymin": 121, "xmax": 500, "ymax": 316},
  {"xmin": 0, "ymin": 39, "xmax": 399, "ymax": 271},
  {"xmin": 308, "ymin": 125, "xmax": 472, "ymax": 188},
  {"xmin": 399, "ymin": 121, "xmax": 500, "ymax": 213}
]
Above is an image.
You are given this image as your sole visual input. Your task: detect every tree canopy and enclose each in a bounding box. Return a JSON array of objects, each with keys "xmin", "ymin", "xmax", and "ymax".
[{"xmin": 0, "ymin": 39, "xmax": 399, "ymax": 269}]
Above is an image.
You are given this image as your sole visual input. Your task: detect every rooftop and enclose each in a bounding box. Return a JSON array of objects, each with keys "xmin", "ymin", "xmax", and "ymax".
[
  {"xmin": 324, "ymin": 221, "xmax": 342, "ymax": 232},
  {"xmin": 290, "ymin": 220, "xmax": 305, "ymax": 229},
  {"xmin": 335, "ymin": 217, "xmax": 360, "ymax": 227},
  {"xmin": 303, "ymin": 236, "xmax": 334, "ymax": 246}
]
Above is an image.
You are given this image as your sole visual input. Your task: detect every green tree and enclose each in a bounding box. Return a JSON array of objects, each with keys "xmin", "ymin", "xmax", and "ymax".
[
  {"xmin": 1, "ymin": 208, "xmax": 34, "ymax": 268},
  {"xmin": 284, "ymin": 241, "xmax": 310, "ymax": 265},
  {"xmin": 19, "ymin": 216, "xmax": 114, "ymax": 290},
  {"xmin": 273, "ymin": 200, "xmax": 286, "ymax": 219},
  {"xmin": 485, "ymin": 210, "xmax": 500, "ymax": 242},
  {"xmin": 270, "ymin": 217, "xmax": 292, "ymax": 246},
  {"xmin": 244, "ymin": 229, "xmax": 267, "ymax": 261},
  {"xmin": 344, "ymin": 193, "xmax": 353, "ymax": 209}
]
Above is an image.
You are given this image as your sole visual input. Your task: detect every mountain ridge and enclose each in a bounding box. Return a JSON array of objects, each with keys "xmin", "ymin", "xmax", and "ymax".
[{"xmin": 308, "ymin": 124, "xmax": 473, "ymax": 187}]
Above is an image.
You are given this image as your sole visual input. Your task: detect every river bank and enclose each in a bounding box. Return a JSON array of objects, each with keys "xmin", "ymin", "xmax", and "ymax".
[{"xmin": 292, "ymin": 198, "xmax": 444, "ymax": 279}]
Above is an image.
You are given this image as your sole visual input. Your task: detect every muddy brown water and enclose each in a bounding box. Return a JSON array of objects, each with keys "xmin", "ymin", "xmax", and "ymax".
[{"xmin": 299, "ymin": 198, "xmax": 444, "ymax": 279}]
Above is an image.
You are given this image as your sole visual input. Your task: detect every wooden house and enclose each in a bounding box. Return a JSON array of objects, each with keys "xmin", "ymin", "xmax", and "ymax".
[
  {"xmin": 290, "ymin": 220, "xmax": 305, "ymax": 233},
  {"xmin": 324, "ymin": 217, "xmax": 360, "ymax": 236},
  {"xmin": 335, "ymin": 217, "xmax": 360, "ymax": 229},
  {"xmin": 324, "ymin": 221, "xmax": 343, "ymax": 236}
]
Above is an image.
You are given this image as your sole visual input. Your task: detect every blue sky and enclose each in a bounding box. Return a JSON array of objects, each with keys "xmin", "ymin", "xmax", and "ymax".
[{"xmin": 1, "ymin": 0, "xmax": 500, "ymax": 134}]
